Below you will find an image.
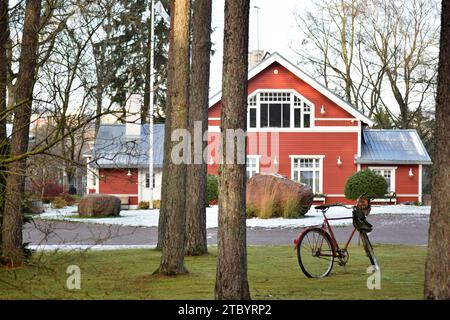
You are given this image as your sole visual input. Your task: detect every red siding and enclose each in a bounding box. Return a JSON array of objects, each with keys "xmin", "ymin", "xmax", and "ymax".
[
  {"xmin": 361, "ymin": 164, "xmax": 420, "ymax": 201},
  {"xmin": 129, "ymin": 196, "xmax": 139, "ymax": 205},
  {"xmin": 315, "ymin": 120, "xmax": 359, "ymax": 126},
  {"xmin": 98, "ymin": 168, "xmax": 138, "ymax": 195},
  {"xmin": 208, "ymin": 119, "xmax": 221, "ymax": 126},
  {"xmin": 395, "ymin": 165, "xmax": 420, "ymax": 195},
  {"xmin": 208, "ymin": 131, "xmax": 358, "ymax": 197},
  {"xmin": 209, "ymin": 103, "xmax": 221, "ymax": 118},
  {"xmin": 248, "ymin": 63, "xmax": 354, "ymax": 120}
]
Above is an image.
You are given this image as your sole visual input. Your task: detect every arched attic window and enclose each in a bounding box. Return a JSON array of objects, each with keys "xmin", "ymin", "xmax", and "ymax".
[{"xmin": 247, "ymin": 91, "xmax": 314, "ymax": 129}]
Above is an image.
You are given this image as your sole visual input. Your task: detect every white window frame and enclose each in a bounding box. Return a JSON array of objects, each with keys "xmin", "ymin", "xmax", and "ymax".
[
  {"xmin": 369, "ymin": 166, "xmax": 397, "ymax": 193},
  {"xmin": 145, "ymin": 172, "xmax": 156, "ymax": 189},
  {"xmin": 290, "ymin": 155, "xmax": 325, "ymax": 194},
  {"xmin": 246, "ymin": 155, "xmax": 261, "ymax": 179},
  {"xmin": 247, "ymin": 89, "xmax": 315, "ymax": 131}
]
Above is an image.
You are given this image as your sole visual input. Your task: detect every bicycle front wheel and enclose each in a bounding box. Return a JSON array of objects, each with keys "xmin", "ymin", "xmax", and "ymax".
[
  {"xmin": 360, "ymin": 232, "xmax": 379, "ymax": 270},
  {"xmin": 297, "ymin": 228, "xmax": 334, "ymax": 278}
]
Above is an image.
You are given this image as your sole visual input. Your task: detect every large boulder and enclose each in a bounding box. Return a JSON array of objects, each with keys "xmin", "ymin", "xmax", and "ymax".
[
  {"xmin": 78, "ymin": 194, "xmax": 121, "ymax": 217},
  {"xmin": 246, "ymin": 174, "xmax": 314, "ymax": 217}
]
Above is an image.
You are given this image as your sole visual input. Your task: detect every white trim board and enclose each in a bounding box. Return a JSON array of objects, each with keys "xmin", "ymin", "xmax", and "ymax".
[
  {"xmin": 208, "ymin": 52, "xmax": 374, "ymax": 126},
  {"xmin": 207, "ymin": 126, "xmax": 361, "ymax": 133}
]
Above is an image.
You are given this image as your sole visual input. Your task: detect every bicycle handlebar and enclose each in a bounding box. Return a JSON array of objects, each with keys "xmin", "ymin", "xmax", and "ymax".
[{"xmin": 314, "ymin": 203, "xmax": 353, "ymax": 211}]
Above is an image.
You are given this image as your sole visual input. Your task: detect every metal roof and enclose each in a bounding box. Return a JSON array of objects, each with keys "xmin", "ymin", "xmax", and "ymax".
[
  {"xmin": 357, "ymin": 129, "xmax": 432, "ymax": 165},
  {"xmin": 91, "ymin": 124, "xmax": 165, "ymax": 168}
]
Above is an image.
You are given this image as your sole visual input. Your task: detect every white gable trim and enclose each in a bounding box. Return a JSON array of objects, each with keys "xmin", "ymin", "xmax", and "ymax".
[{"xmin": 209, "ymin": 52, "xmax": 374, "ymax": 127}]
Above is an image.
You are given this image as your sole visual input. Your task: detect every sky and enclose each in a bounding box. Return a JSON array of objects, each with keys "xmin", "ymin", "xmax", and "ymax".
[{"xmin": 209, "ymin": 0, "xmax": 308, "ymax": 95}]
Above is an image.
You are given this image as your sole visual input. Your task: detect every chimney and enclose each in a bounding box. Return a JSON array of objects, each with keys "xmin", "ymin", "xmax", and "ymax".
[
  {"xmin": 125, "ymin": 94, "xmax": 142, "ymax": 138},
  {"xmin": 248, "ymin": 50, "xmax": 267, "ymax": 69}
]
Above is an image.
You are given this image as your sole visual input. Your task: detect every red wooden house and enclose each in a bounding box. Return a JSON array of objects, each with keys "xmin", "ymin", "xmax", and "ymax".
[
  {"xmin": 87, "ymin": 52, "xmax": 431, "ymax": 207},
  {"xmin": 206, "ymin": 52, "xmax": 431, "ymax": 204}
]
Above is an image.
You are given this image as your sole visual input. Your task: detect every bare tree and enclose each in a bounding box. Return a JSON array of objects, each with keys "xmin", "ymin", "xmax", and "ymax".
[
  {"xmin": 0, "ymin": 0, "xmax": 9, "ymax": 251},
  {"xmin": 154, "ymin": 0, "xmax": 190, "ymax": 275},
  {"xmin": 215, "ymin": 0, "xmax": 250, "ymax": 300},
  {"xmin": 0, "ymin": 0, "xmax": 7, "ymax": 142},
  {"xmin": 424, "ymin": 0, "xmax": 450, "ymax": 300},
  {"xmin": 1, "ymin": 0, "xmax": 41, "ymax": 265},
  {"xmin": 185, "ymin": 0, "xmax": 212, "ymax": 256},
  {"xmin": 295, "ymin": 0, "xmax": 362, "ymax": 106},
  {"xmin": 295, "ymin": 0, "xmax": 439, "ymax": 128},
  {"xmin": 362, "ymin": 0, "xmax": 439, "ymax": 128}
]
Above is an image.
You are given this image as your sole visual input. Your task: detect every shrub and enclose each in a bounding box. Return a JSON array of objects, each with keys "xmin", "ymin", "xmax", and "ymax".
[
  {"xmin": 207, "ymin": 174, "xmax": 219, "ymax": 205},
  {"xmin": 282, "ymin": 197, "xmax": 302, "ymax": 218},
  {"xmin": 29, "ymin": 180, "xmax": 64, "ymax": 203},
  {"xmin": 259, "ymin": 194, "xmax": 280, "ymax": 219},
  {"xmin": 246, "ymin": 203, "xmax": 260, "ymax": 218},
  {"xmin": 138, "ymin": 200, "xmax": 161, "ymax": 210},
  {"xmin": 344, "ymin": 169, "xmax": 388, "ymax": 200},
  {"xmin": 51, "ymin": 197, "xmax": 68, "ymax": 209},
  {"xmin": 153, "ymin": 199, "xmax": 161, "ymax": 209},
  {"xmin": 59, "ymin": 193, "xmax": 76, "ymax": 205},
  {"xmin": 138, "ymin": 201, "xmax": 149, "ymax": 209}
]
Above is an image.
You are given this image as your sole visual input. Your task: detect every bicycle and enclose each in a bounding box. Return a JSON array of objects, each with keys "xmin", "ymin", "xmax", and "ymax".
[{"xmin": 293, "ymin": 198, "xmax": 379, "ymax": 278}]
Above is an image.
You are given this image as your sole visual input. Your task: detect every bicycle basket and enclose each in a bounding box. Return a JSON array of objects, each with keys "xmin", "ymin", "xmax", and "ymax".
[{"xmin": 352, "ymin": 208, "xmax": 373, "ymax": 233}]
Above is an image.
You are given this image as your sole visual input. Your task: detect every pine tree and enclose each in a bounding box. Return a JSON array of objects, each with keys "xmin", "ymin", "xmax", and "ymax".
[
  {"xmin": 95, "ymin": 0, "xmax": 169, "ymax": 123},
  {"xmin": 215, "ymin": 0, "xmax": 251, "ymax": 300},
  {"xmin": 154, "ymin": 0, "xmax": 190, "ymax": 275},
  {"xmin": 185, "ymin": 0, "xmax": 212, "ymax": 256}
]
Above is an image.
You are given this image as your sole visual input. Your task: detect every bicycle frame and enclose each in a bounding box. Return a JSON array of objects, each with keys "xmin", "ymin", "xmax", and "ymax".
[
  {"xmin": 322, "ymin": 213, "xmax": 357, "ymax": 255},
  {"xmin": 294, "ymin": 208, "xmax": 358, "ymax": 258}
]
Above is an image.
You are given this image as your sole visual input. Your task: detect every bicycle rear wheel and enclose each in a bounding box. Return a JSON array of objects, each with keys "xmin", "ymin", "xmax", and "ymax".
[
  {"xmin": 297, "ymin": 228, "xmax": 334, "ymax": 278},
  {"xmin": 360, "ymin": 232, "xmax": 379, "ymax": 270}
]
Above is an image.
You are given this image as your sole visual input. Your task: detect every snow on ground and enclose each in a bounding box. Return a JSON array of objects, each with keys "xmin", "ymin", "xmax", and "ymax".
[{"xmin": 38, "ymin": 204, "xmax": 430, "ymax": 229}]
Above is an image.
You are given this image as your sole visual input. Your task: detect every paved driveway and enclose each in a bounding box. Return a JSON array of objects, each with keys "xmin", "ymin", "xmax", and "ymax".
[{"xmin": 24, "ymin": 214, "xmax": 429, "ymax": 248}]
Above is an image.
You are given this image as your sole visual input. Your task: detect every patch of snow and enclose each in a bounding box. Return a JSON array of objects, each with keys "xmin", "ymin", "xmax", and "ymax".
[{"xmin": 37, "ymin": 204, "xmax": 430, "ymax": 229}]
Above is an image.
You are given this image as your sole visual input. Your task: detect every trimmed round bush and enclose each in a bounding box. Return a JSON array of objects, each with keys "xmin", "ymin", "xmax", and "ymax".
[
  {"xmin": 207, "ymin": 174, "xmax": 219, "ymax": 205},
  {"xmin": 344, "ymin": 169, "xmax": 388, "ymax": 200}
]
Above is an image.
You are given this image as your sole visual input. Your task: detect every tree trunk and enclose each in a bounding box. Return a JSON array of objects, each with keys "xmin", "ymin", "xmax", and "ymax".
[
  {"xmin": 94, "ymin": 40, "xmax": 105, "ymax": 135},
  {"xmin": 1, "ymin": 0, "xmax": 41, "ymax": 265},
  {"xmin": 424, "ymin": 0, "xmax": 450, "ymax": 300},
  {"xmin": 156, "ymin": 0, "xmax": 176, "ymax": 251},
  {"xmin": 0, "ymin": 0, "xmax": 7, "ymax": 141},
  {"xmin": 215, "ymin": 0, "xmax": 250, "ymax": 300},
  {"xmin": 0, "ymin": 0, "xmax": 9, "ymax": 251},
  {"xmin": 154, "ymin": 0, "xmax": 190, "ymax": 275},
  {"xmin": 185, "ymin": 0, "xmax": 212, "ymax": 256}
]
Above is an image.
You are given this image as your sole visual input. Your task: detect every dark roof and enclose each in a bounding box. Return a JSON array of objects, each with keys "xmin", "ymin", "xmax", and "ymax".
[
  {"xmin": 91, "ymin": 124, "xmax": 165, "ymax": 168},
  {"xmin": 357, "ymin": 129, "xmax": 432, "ymax": 165}
]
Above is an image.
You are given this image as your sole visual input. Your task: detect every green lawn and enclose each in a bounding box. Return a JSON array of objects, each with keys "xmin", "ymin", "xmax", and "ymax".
[{"xmin": 0, "ymin": 244, "xmax": 426, "ymax": 299}]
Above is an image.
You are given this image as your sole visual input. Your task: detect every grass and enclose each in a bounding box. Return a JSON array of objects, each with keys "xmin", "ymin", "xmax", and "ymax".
[{"xmin": 0, "ymin": 244, "xmax": 426, "ymax": 299}]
